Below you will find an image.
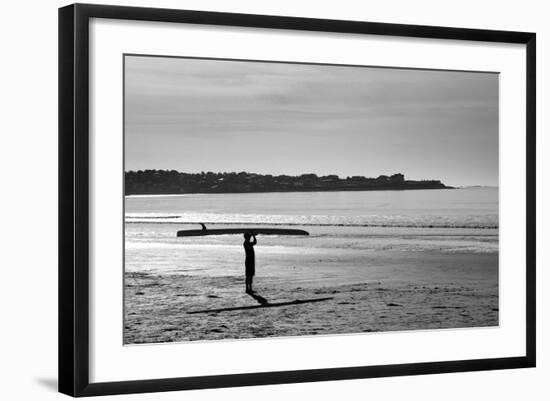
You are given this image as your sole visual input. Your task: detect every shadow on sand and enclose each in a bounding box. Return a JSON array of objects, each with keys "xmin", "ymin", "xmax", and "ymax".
[
  {"xmin": 187, "ymin": 292, "xmax": 333, "ymax": 314},
  {"xmin": 247, "ymin": 291, "xmax": 269, "ymax": 305}
]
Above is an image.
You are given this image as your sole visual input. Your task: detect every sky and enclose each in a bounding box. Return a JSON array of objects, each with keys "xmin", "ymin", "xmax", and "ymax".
[{"xmin": 124, "ymin": 55, "xmax": 498, "ymax": 187}]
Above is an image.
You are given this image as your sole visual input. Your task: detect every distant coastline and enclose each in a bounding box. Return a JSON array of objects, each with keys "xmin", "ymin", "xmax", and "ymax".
[{"xmin": 125, "ymin": 170, "xmax": 453, "ymax": 195}]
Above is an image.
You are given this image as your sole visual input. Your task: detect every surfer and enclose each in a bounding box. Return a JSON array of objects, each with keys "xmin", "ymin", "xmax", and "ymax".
[{"xmin": 243, "ymin": 232, "xmax": 257, "ymax": 293}]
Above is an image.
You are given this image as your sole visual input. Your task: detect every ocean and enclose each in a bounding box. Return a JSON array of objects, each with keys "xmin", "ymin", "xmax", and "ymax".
[{"xmin": 125, "ymin": 187, "xmax": 498, "ymax": 277}]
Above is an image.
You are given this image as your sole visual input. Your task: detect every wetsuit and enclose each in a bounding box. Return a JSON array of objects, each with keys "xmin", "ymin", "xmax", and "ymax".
[{"xmin": 244, "ymin": 238, "xmax": 256, "ymax": 277}]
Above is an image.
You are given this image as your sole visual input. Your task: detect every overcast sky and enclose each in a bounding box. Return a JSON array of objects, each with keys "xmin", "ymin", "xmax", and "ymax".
[{"xmin": 124, "ymin": 55, "xmax": 498, "ymax": 187}]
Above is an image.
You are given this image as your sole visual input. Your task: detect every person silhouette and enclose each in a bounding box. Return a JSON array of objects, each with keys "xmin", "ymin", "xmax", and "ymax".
[{"xmin": 243, "ymin": 232, "xmax": 257, "ymax": 293}]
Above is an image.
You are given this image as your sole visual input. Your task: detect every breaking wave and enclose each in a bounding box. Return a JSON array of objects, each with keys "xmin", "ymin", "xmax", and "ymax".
[{"xmin": 124, "ymin": 213, "xmax": 498, "ymax": 229}]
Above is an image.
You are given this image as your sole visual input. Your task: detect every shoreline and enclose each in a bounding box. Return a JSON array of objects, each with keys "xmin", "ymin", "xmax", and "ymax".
[
  {"xmin": 125, "ymin": 186, "xmax": 456, "ymax": 197},
  {"xmin": 123, "ymin": 188, "xmax": 499, "ymax": 343}
]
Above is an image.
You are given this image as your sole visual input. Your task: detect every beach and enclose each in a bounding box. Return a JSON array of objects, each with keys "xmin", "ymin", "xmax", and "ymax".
[
  {"xmin": 124, "ymin": 244, "xmax": 498, "ymax": 343},
  {"xmin": 123, "ymin": 188, "xmax": 499, "ymax": 344}
]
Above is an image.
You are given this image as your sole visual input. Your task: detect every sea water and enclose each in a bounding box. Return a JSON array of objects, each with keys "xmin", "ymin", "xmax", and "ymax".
[{"xmin": 125, "ymin": 188, "xmax": 498, "ymax": 277}]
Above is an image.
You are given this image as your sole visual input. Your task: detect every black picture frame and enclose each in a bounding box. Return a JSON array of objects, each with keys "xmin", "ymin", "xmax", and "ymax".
[{"xmin": 59, "ymin": 3, "xmax": 536, "ymax": 397}]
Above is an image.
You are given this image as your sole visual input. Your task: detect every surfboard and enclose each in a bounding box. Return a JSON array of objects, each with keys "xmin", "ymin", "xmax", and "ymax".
[{"xmin": 177, "ymin": 227, "xmax": 309, "ymax": 237}]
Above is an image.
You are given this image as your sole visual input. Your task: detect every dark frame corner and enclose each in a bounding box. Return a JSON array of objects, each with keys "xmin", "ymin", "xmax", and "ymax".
[{"xmin": 59, "ymin": 3, "xmax": 536, "ymax": 397}]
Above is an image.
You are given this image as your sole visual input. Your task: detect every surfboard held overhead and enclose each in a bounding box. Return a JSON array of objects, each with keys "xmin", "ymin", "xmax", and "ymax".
[{"xmin": 177, "ymin": 227, "xmax": 309, "ymax": 237}]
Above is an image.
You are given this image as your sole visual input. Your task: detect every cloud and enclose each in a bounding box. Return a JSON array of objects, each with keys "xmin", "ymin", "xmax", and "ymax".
[{"xmin": 124, "ymin": 55, "xmax": 498, "ymax": 186}]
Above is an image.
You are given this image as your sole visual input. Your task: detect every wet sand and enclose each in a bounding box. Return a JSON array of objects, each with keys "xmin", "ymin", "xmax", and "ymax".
[{"xmin": 124, "ymin": 251, "xmax": 498, "ymax": 344}]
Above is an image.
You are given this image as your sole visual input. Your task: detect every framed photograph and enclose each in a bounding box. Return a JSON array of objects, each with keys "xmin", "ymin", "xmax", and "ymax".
[{"xmin": 58, "ymin": 3, "xmax": 536, "ymax": 397}]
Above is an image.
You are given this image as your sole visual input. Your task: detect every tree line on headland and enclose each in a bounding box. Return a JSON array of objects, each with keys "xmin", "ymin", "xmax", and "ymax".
[{"xmin": 125, "ymin": 170, "xmax": 452, "ymax": 195}]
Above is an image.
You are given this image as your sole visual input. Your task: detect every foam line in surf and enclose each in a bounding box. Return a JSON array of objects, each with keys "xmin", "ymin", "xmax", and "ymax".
[{"xmin": 125, "ymin": 218, "xmax": 498, "ymax": 229}]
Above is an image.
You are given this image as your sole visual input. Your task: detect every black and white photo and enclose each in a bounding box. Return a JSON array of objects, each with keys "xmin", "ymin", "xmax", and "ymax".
[
  {"xmin": 57, "ymin": 4, "xmax": 536, "ymax": 396},
  {"xmin": 123, "ymin": 55, "xmax": 499, "ymax": 344}
]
